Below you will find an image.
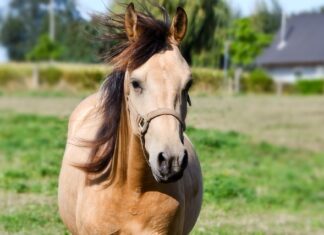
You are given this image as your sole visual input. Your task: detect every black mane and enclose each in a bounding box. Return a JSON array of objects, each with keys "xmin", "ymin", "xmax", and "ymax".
[{"xmin": 78, "ymin": 2, "xmax": 172, "ymax": 174}]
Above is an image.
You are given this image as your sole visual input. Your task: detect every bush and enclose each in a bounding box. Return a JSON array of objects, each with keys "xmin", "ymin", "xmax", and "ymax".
[
  {"xmin": 39, "ymin": 67, "xmax": 62, "ymax": 86},
  {"xmin": 192, "ymin": 68, "xmax": 224, "ymax": 93},
  {"xmin": 82, "ymin": 70, "xmax": 105, "ymax": 89},
  {"xmin": 0, "ymin": 64, "xmax": 225, "ymax": 92},
  {"xmin": 295, "ymin": 79, "xmax": 324, "ymax": 95},
  {"xmin": 242, "ymin": 68, "xmax": 274, "ymax": 93},
  {"xmin": 0, "ymin": 67, "xmax": 24, "ymax": 86},
  {"xmin": 62, "ymin": 70, "xmax": 105, "ymax": 89}
]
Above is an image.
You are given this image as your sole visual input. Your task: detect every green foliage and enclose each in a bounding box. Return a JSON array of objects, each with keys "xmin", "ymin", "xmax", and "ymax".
[
  {"xmin": 39, "ymin": 66, "xmax": 62, "ymax": 86},
  {"xmin": 112, "ymin": 0, "xmax": 232, "ymax": 67},
  {"xmin": 242, "ymin": 68, "xmax": 274, "ymax": 93},
  {"xmin": 0, "ymin": 0, "xmax": 280, "ymax": 68},
  {"xmin": 295, "ymin": 79, "xmax": 324, "ymax": 95},
  {"xmin": 27, "ymin": 34, "xmax": 63, "ymax": 61},
  {"xmin": 0, "ymin": 0, "xmax": 51, "ymax": 60},
  {"xmin": 0, "ymin": 0, "xmax": 98, "ymax": 63},
  {"xmin": 230, "ymin": 18, "xmax": 272, "ymax": 66}
]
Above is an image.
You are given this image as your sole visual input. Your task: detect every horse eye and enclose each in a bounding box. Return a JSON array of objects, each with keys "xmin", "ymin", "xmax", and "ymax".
[{"xmin": 131, "ymin": 80, "xmax": 141, "ymax": 90}]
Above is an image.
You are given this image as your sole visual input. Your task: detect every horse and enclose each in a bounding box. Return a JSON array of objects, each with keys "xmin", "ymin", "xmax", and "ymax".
[{"xmin": 58, "ymin": 3, "xmax": 202, "ymax": 234}]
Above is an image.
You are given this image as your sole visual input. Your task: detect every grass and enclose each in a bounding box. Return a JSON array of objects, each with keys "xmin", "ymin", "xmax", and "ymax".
[
  {"xmin": 0, "ymin": 112, "xmax": 324, "ymax": 234},
  {"xmin": 2, "ymin": 95, "xmax": 324, "ymax": 151}
]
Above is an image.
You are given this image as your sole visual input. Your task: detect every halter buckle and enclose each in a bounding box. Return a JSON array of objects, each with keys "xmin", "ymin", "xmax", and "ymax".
[{"xmin": 138, "ymin": 116, "xmax": 149, "ymax": 135}]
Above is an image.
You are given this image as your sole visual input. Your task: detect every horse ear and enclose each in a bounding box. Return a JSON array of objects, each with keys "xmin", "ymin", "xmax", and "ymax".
[
  {"xmin": 125, "ymin": 3, "xmax": 139, "ymax": 41},
  {"xmin": 170, "ymin": 7, "xmax": 188, "ymax": 45}
]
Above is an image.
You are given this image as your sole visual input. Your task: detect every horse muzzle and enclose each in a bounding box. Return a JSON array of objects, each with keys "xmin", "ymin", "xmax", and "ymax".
[{"xmin": 153, "ymin": 149, "xmax": 188, "ymax": 183}]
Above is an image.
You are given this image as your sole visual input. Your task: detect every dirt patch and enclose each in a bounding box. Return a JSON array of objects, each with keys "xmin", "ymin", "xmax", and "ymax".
[{"xmin": 0, "ymin": 96, "xmax": 81, "ymax": 117}]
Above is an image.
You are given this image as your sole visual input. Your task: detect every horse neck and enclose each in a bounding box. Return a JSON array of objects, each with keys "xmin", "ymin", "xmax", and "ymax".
[{"xmin": 111, "ymin": 97, "xmax": 156, "ymax": 191}]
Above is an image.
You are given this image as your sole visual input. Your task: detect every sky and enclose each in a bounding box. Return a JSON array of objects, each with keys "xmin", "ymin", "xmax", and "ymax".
[
  {"xmin": 231, "ymin": 0, "xmax": 324, "ymax": 15},
  {"xmin": 1, "ymin": 0, "xmax": 324, "ymax": 62},
  {"xmin": 76, "ymin": 0, "xmax": 324, "ymax": 18},
  {"xmin": 2, "ymin": 0, "xmax": 324, "ymax": 19}
]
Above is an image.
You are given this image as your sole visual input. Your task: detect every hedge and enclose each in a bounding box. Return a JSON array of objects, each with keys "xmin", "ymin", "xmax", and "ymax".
[
  {"xmin": 0, "ymin": 64, "xmax": 224, "ymax": 93},
  {"xmin": 295, "ymin": 79, "xmax": 324, "ymax": 95},
  {"xmin": 1, "ymin": 63, "xmax": 324, "ymax": 95},
  {"xmin": 0, "ymin": 63, "xmax": 109, "ymax": 90},
  {"xmin": 39, "ymin": 67, "xmax": 62, "ymax": 86},
  {"xmin": 191, "ymin": 68, "xmax": 224, "ymax": 92},
  {"xmin": 0, "ymin": 67, "xmax": 29, "ymax": 86},
  {"xmin": 241, "ymin": 68, "xmax": 274, "ymax": 93}
]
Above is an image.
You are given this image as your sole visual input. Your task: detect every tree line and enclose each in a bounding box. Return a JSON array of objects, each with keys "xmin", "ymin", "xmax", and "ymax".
[{"xmin": 0, "ymin": 0, "xmax": 319, "ymax": 68}]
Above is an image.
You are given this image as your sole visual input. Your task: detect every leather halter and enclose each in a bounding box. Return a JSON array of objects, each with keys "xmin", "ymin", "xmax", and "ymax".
[
  {"xmin": 126, "ymin": 96, "xmax": 186, "ymax": 136},
  {"xmin": 126, "ymin": 95, "xmax": 186, "ymax": 166}
]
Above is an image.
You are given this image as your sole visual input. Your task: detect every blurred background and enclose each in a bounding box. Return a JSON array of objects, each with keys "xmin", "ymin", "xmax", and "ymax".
[{"xmin": 0, "ymin": 0, "xmax": 324, "ymax": 234}]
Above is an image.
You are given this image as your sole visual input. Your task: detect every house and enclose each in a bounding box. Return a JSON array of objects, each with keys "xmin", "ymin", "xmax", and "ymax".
[{"xmin": 256, "ymin": 13, "xmax": 324, "ymax": 83}]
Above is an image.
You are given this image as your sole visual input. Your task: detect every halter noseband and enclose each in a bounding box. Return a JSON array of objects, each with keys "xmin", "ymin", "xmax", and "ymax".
[{"xmin": 127, "ymin": 96, "xmax": 186, "ymax": 136}]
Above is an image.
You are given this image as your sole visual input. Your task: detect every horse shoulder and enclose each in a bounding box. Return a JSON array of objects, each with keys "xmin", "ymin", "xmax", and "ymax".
[
  {"xmin": 67, "ymin": 93, "xmax": 101, "ymax": 139},
  {"xmin": 58, "ymin": 93, "xmax": 103, "ymax": 233}
]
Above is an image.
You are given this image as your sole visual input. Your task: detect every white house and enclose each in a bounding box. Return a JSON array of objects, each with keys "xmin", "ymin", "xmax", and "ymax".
[{"xmin": 256, "ymin": 13, "xmax": 324, "ymax": 84}]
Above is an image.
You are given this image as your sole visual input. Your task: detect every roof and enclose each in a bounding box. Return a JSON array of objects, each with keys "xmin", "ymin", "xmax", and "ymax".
[{"xmin": 256, "ymin": 13, "xmax": 324, "ymax": 66}]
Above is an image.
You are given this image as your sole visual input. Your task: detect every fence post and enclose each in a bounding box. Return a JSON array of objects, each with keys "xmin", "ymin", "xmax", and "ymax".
[
  {"xmin": 32, "ymin": 63, "xmax": 40, "ymax": 89},
  {"xmin": 234, "ymin": 67, "xmax": 242, "ymax": 94},
  {"xmin": 276, "ymin": 81, "xmax": 283, "ymax": 96}
]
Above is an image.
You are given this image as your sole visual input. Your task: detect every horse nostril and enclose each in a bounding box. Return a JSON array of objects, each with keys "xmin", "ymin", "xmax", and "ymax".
[
  {"xmin": 181, "ymin": 150, "xmax": 188, "ymax": 169},
  {"xmin": 158, "ymin": 152, "xmax": 169, "ymax": 175}
]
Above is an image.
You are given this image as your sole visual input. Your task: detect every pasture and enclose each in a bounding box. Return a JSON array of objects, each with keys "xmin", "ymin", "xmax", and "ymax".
[{"xmin": 0, "ymin": 94, "xmax": 324, "ymax": 234}]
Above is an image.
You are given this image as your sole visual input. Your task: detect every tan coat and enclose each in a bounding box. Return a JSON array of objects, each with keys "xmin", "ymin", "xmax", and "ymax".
[{"xmin": 58, "ymin": 93, "xmax": 203, "ymax": 234}]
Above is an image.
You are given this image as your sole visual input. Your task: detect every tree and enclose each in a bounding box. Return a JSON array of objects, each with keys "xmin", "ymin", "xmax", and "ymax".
[
  {"xmin": 0, "ymin": 0, "xmax": 97, "ymax": 62},
  {"xmin": 26, "ymin": 34, "xmax": 63, "ymax": 89},
  {"xmin": 252, "ymin": 0, "xmax": 282, "ymax": 34},
  {"xmin": 0, "ymin": 0, "xmax": 49, "ymax": 60},
  {"xmin": 27, "ymin": 34, "xmax": 62, "ymax": 61},
  {"xmin": 110, "ymin": 0, "xmax": 232, "ymax": 67},
  {"xmin": 163, "ymin": 0, "xmax": 233, "ymax": 66},
  {"xmin": 188, "ymin": 0, "xmax": 233, "ymax": 67},
  {"xmin": 230, "ymin": 18, "xmax": 272, "ymax": 67},
  {"xmin": 230, "ymin": 17, "xmax": 272, "ymax": 93}
]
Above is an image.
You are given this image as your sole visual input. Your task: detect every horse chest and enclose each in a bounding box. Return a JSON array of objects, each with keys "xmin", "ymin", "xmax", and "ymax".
[{"xmin": 76, "ymin": 189, "xmax": 185, "ymax": 235}]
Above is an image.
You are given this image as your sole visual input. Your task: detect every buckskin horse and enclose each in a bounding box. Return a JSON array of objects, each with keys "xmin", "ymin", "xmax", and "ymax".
[{"xmin": 58, "ymin": 2, "xmax": 202, "ymax": 234}]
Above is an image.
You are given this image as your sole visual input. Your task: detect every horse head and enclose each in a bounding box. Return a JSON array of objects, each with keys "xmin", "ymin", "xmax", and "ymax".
[{"xmin": 124, "ymin": 3, "xmax": 192, "ymax": 183}]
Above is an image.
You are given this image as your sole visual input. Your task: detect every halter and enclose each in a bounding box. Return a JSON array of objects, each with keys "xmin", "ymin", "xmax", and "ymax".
[{"xmin": 126, "ymin": 96, "xmax": 186, "ymax": 166}]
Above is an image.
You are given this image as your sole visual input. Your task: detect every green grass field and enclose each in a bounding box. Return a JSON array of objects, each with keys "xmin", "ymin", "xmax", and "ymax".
[{"xmin": 0, "ymin": 111, "xmax": 323, "ymax": 234}]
